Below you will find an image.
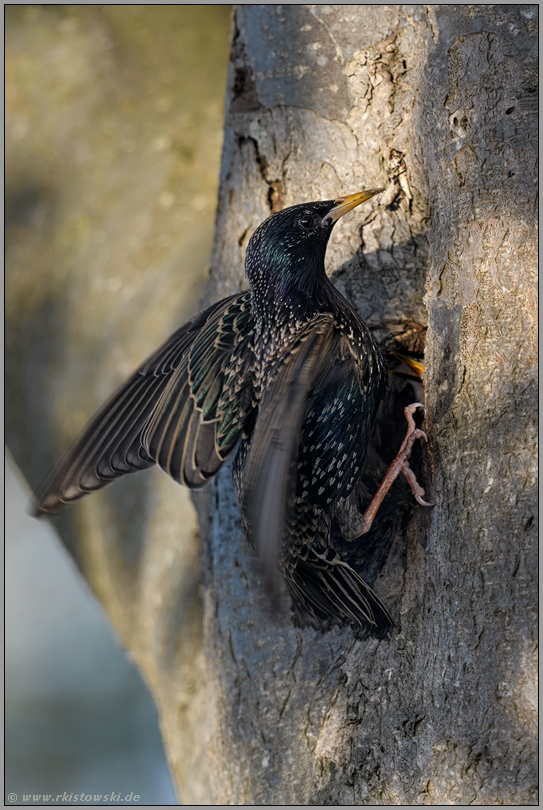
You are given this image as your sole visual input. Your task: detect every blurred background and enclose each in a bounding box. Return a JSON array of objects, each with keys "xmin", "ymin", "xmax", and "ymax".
[{"xmin": 6, "ymin": 5, "xmax": 232, "ymax": 804}]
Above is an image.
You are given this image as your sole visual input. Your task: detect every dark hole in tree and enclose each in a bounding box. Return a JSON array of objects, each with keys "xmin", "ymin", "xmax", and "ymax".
[{"xmin": 505, "ymin": 106, "xmax": 515, "ymax": 115}]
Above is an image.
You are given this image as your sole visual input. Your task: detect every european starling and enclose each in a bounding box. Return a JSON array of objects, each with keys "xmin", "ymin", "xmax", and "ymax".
[{"xmin": 34, "ymin": 190, "xmax": 431, "ymax": 638}]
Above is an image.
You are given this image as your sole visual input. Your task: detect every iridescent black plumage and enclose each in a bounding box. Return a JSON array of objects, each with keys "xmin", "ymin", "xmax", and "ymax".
[{"xmin": 35, "ymin": 191, "xmax": 394, "ymax": 637}]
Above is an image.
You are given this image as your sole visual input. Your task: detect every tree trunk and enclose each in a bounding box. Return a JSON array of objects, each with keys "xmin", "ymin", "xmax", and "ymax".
[
  {"xmin": 196, "ymin": 5, "xmax": 538, "ymax": 804},
  {"xmin": 6, "ymin": 4, "xmax": 537, "ymax": 805}
]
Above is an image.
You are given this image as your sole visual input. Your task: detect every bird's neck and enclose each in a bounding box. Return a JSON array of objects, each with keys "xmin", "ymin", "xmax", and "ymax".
[{"xmin": 251, "ymin": 272, "xmax": 337, "ymax": 361}]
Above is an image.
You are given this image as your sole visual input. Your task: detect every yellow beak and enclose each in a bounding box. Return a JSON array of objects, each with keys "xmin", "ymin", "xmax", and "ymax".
[
  {"xmin": 391, "ymin": 352, "xmax": 425, "ymax": 379},
  {"xmin": 324, "ymin": 188, "xmax": 384, "ymax": 224}
]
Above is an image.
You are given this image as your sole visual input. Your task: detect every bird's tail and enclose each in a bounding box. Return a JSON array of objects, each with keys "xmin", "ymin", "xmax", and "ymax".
[{"xmin": 283, "ymin": 546, "xmax": 393, "ymax": 639}]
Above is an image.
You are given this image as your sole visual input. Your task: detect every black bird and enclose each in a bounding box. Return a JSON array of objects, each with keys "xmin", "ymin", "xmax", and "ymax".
[{"xmin": 35, "ymin": 190, "xmax": 430, "ymax": 637}]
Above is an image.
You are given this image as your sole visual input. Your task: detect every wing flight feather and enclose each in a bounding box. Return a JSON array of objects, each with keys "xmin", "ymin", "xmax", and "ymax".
[{"xmin": 34, "ymin": 292, "xmax": 255, "ymax": 515}]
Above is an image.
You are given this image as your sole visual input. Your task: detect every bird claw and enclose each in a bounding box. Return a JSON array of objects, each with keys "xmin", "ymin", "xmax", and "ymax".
[
  {"xmin": 396, "ymin": 403, "xmax": 434, "ymax": 507},
  {"xmin": 401, "ymin": 460, "xmax": 434, "ymax": 508},
  {"xmin": 401, "ymin": 402, "xmax": 425, "ymax": 441},
  {"xmin": 359, "ymin": 401, "xmax": 434, "ymax": 534}
]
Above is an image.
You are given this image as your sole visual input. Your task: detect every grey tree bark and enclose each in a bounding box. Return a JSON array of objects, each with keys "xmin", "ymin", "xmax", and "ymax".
[
  {"xmin": 194, "ymin": 5, "xmax": 537, "ymax": 804},
  {"xmin": 6, "ymin": 5, "xmax": 537, "ymax": 805}
]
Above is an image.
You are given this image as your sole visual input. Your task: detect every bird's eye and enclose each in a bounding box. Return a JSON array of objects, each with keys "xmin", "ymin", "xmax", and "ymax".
[{"xmin": 298, "ymin": 213, "xmax": 317, "ymax": 231}]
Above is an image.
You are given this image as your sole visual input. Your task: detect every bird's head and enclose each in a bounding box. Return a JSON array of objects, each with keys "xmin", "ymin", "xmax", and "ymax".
[{"xmin": 245, "ymin": 189, "xmax": 383, "ymax": 316}]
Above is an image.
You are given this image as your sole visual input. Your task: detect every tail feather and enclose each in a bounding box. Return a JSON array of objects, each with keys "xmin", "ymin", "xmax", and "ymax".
[{"xmin": 284, "ymin": 547, "xmax": 393, "ymax": 639}]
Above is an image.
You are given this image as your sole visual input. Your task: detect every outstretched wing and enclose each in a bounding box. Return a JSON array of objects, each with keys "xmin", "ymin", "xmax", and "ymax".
[{"xmin": 35, "ymin": 292, "xmax": 256, "ymax": 515}]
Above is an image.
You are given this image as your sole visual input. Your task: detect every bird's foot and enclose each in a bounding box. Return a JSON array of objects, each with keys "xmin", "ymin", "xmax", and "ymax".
[
  {"xmin": 397, "ymin": 403, "xmax": 434, "ymax": 507},
  {"xmin": 360, "ymin": 402, "xmax": 433, "ymax": 535}
]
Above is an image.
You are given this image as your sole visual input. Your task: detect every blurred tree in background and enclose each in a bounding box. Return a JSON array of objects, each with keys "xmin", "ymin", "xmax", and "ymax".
[{"xmin": 6, "ymin": 5, "xmax": 231, "ymax": 804}]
